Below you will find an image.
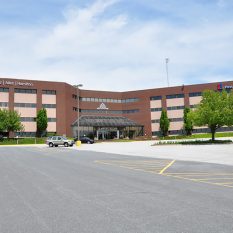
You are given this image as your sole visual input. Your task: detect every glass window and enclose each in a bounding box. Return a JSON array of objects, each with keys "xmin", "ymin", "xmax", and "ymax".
[
  {"xmin": 166, "ymin": 94, "xmax": 184, "ymax": 99},
  {"xmin": 150, "ymin": 96, "xmax": 162, "ymax": 100}
]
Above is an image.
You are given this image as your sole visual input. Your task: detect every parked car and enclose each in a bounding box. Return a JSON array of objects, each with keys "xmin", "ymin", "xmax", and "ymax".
[
  {"xmin": 46, "ymin": 136, "xmax": 74, "ymax": 147},
  {"xmin": 74, "ymin": 136, "xmax": 94, "ymax": 144}
]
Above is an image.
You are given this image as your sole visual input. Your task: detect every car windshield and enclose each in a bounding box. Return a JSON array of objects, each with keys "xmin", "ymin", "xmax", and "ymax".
[{"xmin": 62, "ymin": 137, "xmax": 67, "ymax": 140}]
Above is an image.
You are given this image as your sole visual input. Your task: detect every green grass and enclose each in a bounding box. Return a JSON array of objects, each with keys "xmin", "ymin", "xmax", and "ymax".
[
  {"xmin": 158, "ymin": 132, "xmax": 233, "ymax": 140},
  {"xmin": 0, "ymin": 138, "xmax": 46, "ymax": 145}
]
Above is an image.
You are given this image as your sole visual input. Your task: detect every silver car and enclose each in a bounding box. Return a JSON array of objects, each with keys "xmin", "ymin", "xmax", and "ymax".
[{"xmin": 46, "ymin": 136, "xmax": 74, "ymax": 147}]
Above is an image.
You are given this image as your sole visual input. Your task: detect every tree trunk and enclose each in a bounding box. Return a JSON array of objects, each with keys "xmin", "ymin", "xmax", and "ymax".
[{"xmin": 210, "ymin": 127, "xmax": 216, "ymax": 141}]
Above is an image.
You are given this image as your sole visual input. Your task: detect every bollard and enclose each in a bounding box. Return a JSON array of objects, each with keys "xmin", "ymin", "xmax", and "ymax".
[{"xmin": 76, "ymin": 140, "xmax": 81, "ymax": 147}]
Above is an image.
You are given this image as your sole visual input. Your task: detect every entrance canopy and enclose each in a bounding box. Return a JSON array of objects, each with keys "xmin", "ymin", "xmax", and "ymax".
[
  {"xmin": 71, "ymin": 115, "xmax": 143, "ymax": 139},
  {"xmin": 72, "ymin": 115, "xmax": 143, "ymax": 128}
]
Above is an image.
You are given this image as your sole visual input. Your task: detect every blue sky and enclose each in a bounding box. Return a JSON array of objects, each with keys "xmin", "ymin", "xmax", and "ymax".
[{"xmin": 0, "ymin": 0, "xmax": 233, "ymax": 91}]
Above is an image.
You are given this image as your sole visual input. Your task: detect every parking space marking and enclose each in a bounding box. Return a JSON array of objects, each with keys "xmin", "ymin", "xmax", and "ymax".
[
  {"xmin": 159, "ymin": 160, "xmax": 175, "ymax": 174},
  {"xmin": 95, "ymin": 159, "xmax": 233, "ymax": 189},
  {"xmin": 95, "ymin": 159, "xmax": 175, "ymax": 174},
  {"xmin": 163, "ymin": 173, "xmax": 233, "ymax": 188}
]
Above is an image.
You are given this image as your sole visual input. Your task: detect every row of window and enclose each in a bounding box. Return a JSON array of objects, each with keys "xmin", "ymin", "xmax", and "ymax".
[
  {"xmin": 80, "ymin": 97, "xmax": 139, "ymax": 103},
  {"xmin": 15, "ymin": 103, "xmax": 37, "ymax": 108},
  {"xmin": 167, "ymin": 106, "xmax": 184, "ymax": 110},
  {"xmin": 151, "ymin": 106, "xmax": 185, "ymax": 112},
  {"xmin": 0, "ymin": 88, "xmax": 56, "ymax": 94},
  {"xmin": 150, "ymin": 92, "xmax": 203, "ymax": 101},
  {"xmin": 0, "ymin": 102, "xmax": 8, "ymax": 107},
  {"xmin": 79, "ymin": 109, "xmax": 139, "ymax": 114},
  {"xmin": 0, "ymin": 88, "xmax": 9, "ymax": 92},
  {"xmin": 189, "ymin": 92, "xmax": 202, "ymax": 97},
  {"xmin": 14, "ymin": 103, "xmax": 56, "ymax": 108},
  {"xmin": 15, "ymin": 88, "xmax": 37, "ymax": 94},
  {"xmin": 151, "ymin": 107, "xmax": 163, "ymax": 112},
  {"xmin": 190, "ymin": 104, "xmax": 198, "ymax": 108},
  {"xmin": 151, "ymin": 118, "xmax": 183, "ymax": 123},
  {"xmin": 166, "ymin": 94, "xmax": 184, "ymax": 99},
  {"xmin": 150, "ymin": 96, "xmax": 162, "ymax": 101},
  {"xmin": 20, "ymin": 117, "xmax": 56, "ymax": 122},
  {"xmin": 42, "ymin": 104, "xmax": 56, "ymax": 108},
  {"xmin": 42, "ymin": 90, "xmax": 56, "ymax": 95}
]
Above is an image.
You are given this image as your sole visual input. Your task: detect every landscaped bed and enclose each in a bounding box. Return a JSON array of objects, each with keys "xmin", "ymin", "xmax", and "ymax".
[{"xmin": 154, "ymin": 139, "xmax": 232, "ymax": 146}]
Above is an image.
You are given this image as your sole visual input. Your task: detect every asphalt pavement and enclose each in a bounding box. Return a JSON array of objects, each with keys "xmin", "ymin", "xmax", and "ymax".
[{"xmin": 0, "ymin": 146, "xmax": 233, "ymax": 233}]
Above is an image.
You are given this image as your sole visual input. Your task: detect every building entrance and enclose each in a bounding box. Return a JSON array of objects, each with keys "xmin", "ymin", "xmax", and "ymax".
[{"xmin": 72, "ymin": 115, "xmax": 143, "ymax": 140}]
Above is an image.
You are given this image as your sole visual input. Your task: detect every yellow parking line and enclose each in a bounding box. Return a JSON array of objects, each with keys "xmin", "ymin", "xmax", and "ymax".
[
  {"xmin": 159, "ymin": 160, "xmax": 175, "ymax": 174},
  {"xmin": 196, "ymin": 178, "xmax": 233, "ymax": 181}
]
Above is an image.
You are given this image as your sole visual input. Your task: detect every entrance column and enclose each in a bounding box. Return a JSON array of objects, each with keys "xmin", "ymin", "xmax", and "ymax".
[
  {"xmin": 117, "ymin": 130, "xmax": 120, "ymax": 139},
  {"xmin": 96, "ymin": 130, "xmax": 99, "ymax": 140}
]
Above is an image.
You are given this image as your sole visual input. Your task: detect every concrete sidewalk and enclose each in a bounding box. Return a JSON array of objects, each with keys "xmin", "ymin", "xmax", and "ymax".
[{"xmin": 73, "ymin": 139, "xmax": 233, "ymax": 166}]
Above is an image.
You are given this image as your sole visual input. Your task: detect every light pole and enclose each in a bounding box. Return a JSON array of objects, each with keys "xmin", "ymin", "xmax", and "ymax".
[
  {"xmin": 165, "ymin": 58, "xmax": 169, "ymax": 87},
  {"xmin": 73, "ymin": 84, "xmax": 83, "ymax": 141}
]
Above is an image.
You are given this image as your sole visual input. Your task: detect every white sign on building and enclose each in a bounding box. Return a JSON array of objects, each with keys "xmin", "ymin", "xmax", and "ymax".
[{"xmin": 97, "ymin": 103, "xmax": 109, "ymax": 110}]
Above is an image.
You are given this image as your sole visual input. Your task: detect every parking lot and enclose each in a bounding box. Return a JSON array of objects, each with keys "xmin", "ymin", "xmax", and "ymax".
[{"xmin": 0, "ymin": 146, "xmax": 233, "ymax": 233}]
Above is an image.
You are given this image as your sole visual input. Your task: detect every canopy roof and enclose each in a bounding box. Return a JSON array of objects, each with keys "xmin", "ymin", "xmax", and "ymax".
[{"xmin": 72, "ymin": 115, "xmax": 142, "ymax": 127}]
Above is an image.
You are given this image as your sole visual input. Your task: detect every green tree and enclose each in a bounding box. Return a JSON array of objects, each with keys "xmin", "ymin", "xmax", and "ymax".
[
  {"xmin": 36, "ymin": 108, "xmax": 48, "ymax": 137},
  {"xmin": 160, "ymin": 109, "xmax": 170, "ymax": 136},
  {"xmin": 183, "ymin": 107, "xmax": 193, "ymax": 136},
  {"xmin": 224, "ymin": 91, "xmax": 233, "ymax": 126},
  {"xmin": 189, "ymin": 90, "xmax": 233, "ymax": 141},
  {"xmin": 0, "ymin": 109, "xmax": 8, "ymax": 132},
  {"xmin": 5, "ymin": 110, "xmax": 24, "ymax": 136}
]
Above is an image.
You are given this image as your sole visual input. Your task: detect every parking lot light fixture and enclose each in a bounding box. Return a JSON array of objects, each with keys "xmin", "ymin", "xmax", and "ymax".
[{"xmin": 73, "ymin": 84, "xmax": 83, "ymax": 141}]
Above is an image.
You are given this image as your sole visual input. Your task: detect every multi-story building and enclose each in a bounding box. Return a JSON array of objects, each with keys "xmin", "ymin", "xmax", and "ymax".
[{"xmin": 0, "ymin": 78, "xmax": 232, "ymax": 138}]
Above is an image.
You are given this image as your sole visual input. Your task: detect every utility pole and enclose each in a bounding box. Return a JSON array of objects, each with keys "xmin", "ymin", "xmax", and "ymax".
[
  {"xmin": 165, "ymin": 58, "xmax": 169, "ymax": 87},
  {"xmin": 73, "ymin": 84, "xmax": 83, "ymax": 141}
]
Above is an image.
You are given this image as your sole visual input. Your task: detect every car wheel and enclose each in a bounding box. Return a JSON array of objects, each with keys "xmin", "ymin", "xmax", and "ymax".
[
  {"xmin": 49, "ymin": 142, "xmax": 54, "ymax": 147},
  {"xmin": 87, "ymin": 141, "xmax": 91, "ymax": 144},
  {"xmin": 70, "ymin": 144, "xmax": 73, "ymax": 147},
  {"xmin": 64, "ymin": 142, "xmax": 68, "ymax": 147},
  {"xmin": 55, "ymin": 145, "xmax": 58, "ymax": 147}
]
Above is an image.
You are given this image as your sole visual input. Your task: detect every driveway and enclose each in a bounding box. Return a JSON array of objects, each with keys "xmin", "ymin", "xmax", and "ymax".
[{"xmin": 74, "ymin": 139, "xmax": 233, "ymax": 166}]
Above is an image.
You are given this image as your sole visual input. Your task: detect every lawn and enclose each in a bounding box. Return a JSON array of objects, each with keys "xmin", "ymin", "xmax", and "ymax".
[{"xmin": 0, "ymin": 138, "xmax": 46, "ymax": 145}]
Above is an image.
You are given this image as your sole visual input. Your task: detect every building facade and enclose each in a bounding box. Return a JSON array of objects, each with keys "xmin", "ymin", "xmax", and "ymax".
[{"xmin": 0, "ymin": 77, "xmax": 233, "ymax": 138}]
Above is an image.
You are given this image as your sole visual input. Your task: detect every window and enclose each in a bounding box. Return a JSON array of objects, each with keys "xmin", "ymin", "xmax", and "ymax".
[
  {"xmin": 80, "ymin": 97, "xmax": 139, "ymax": 103},
  {"xmin": 42, "ymin": 90, "xmax": 56, "ymax": 95},
  {"xmin": 150, "ymin": 96, "xmax": 162, "ymax": 101},
  {"xmin": 167, "ymin": 106, "xmax": 184, "ymax": 110},
  {"xmin": 20, "ymin": 117, "xmax": 36, "ymax": 122},
  {"xmin": 0, "ymin": 88, "xmax": 9, "ymax": 92},
  {"xmin": 166, "ymin": 94, "xmax": 184, "ymax": 99},
  {"xmin": 15, "ymin": 132, "xmax": 36, "ymax": 137},
  {"xmin": 14, "ymin": 103, "xmax": 36, "ymax": 108},
  {"xmin": 42, "ymin": 104, "xmax": 56, "ymax": 108},
  {"xmin": 122, "ymin": 109, "xmax": 139, "ymax": 114},
  {"xmin": 0, "ymin": 102, "xmax": 8, "ymax": 107},
  {"xmin": 189, "ymin": 92, "xmax": 202, "ymax": 97},
  {"xmin": 190, "ymin": 104, "xmax": 198, "ymax": 109},
  {"xmin": 72, "ymin": 94, "xmax": 77, "ymax": 99},
  {"xmin": 169, "ymin": 118, "xmax": 183, "ymax": 122},
  {"xmin": 80, "ymin": 109, "xmax": 139, "ymax": 114},
  {"xmin": 48, "ymin": 118, "xmax": 56, "ymax": 122},
  {"xmin": 151, "ymin": 108, "xmax": 162, "ymax": 112},
  {"xmin": 151, "ymin": 119, "xmax": 160, "ymax": 123},
  {"xmin": 15, "ymin": 88, "xmax": 37, "ymax": 94}
]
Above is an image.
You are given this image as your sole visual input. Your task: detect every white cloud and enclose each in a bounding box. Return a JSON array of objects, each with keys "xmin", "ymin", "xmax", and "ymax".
[{"xmin": 0, "ymin": 0, "xmax": 233, "ymax": 91}]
